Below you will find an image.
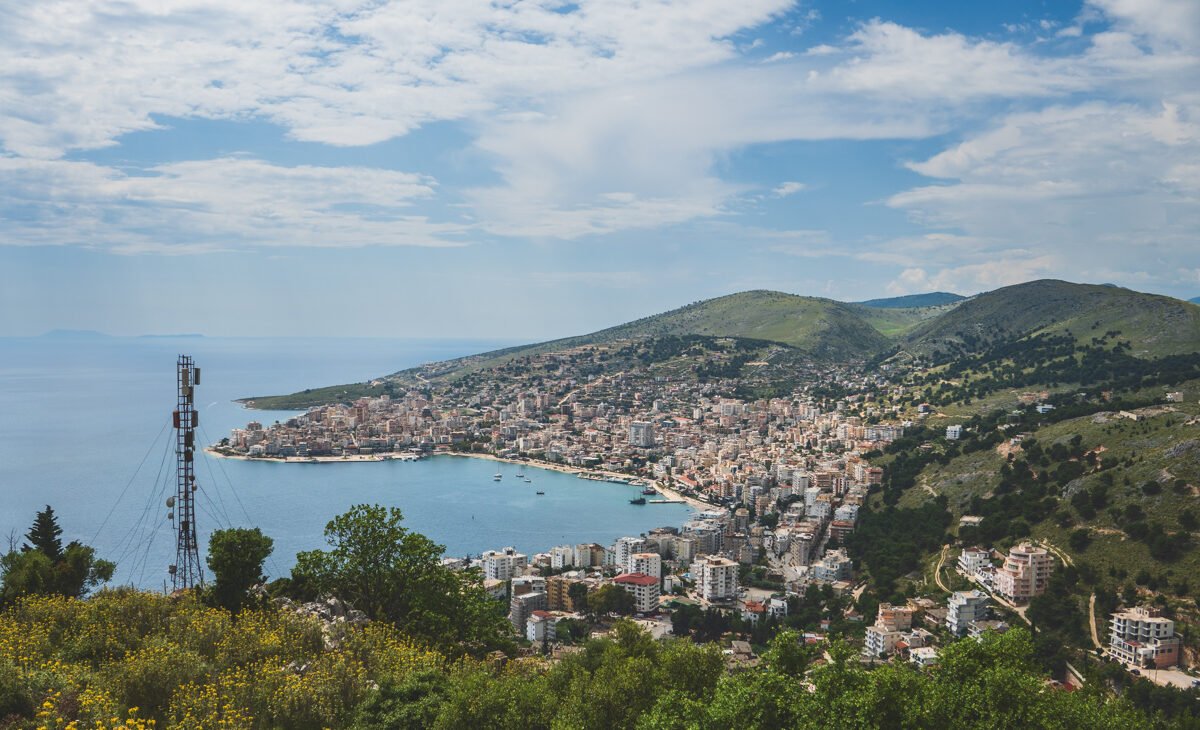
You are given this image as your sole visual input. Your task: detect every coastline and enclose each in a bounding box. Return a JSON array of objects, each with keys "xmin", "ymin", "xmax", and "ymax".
[{"xmin": 203, "ymin": 447, "xmax": 714, "ymax": 511}]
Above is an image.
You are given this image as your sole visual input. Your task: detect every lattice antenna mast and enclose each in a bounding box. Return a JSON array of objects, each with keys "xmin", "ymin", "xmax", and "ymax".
[{"xmin": 169, "ymin": 355, "xmax": 204, "ymax": 590}]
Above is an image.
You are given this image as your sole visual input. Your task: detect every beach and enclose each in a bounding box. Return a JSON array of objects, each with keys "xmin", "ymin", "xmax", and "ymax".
[{"xmin": 205, "ymin": 446, "xmax": 716, "ymax": 511}]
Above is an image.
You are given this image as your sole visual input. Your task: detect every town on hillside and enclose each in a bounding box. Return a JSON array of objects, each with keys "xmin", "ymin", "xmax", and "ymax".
[{"xmin": 215, "ymin": 336, "xmax": 1200, "ymax": 687}]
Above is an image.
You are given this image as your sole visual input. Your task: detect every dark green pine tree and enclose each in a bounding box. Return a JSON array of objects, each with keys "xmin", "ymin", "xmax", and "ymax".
[{"xmin": 24, "ymin": 505, "xmax": 64, "ymax": 561}]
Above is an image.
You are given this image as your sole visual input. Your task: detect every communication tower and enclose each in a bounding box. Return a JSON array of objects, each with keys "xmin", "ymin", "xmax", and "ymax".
[{"xmin": 169, "ymin": 355, "xmax": 204, "ymax": 590}]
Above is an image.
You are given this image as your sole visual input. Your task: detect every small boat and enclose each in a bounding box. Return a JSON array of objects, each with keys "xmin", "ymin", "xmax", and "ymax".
[
  {"xmin": 516, "ymin": 470, "xmax": 525, "ymax": 478},
  {"xmin": 641, "ymin": 487, "xmax": 656, "ymax": 495},
  {"xmin": 493, "ymin": 473, "xmax": 502, "ymax": 481},
  {"xmin": 536, "ymin": 491, "xmax": 545, "ymax": 495},
  {"xmin": 525, "ymin": 478, "xmax": 532, "ymax": 483},
  {"xmin": 629, "ymin": 497, "xmax": 646, "ymax": 505}
]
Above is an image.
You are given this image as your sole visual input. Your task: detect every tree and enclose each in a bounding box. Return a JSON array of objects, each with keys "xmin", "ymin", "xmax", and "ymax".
[
  {"xmin": 1, "ymin": 507, "xmax": 114, "ymax": 604},
  {"xmin": 24, "ymin": 505, "xmax": 63, "ymax": 561},
  {"xmin": 291, "ymin": 504, "xmax": 509, "ymax": 653},
  {"xmin": 587, "ymin": 584, "xmax": 635, "ymax": 617},
  {"xmin": 567, "ymin": 581, "xmax": 589, "ymax": 613},
  {"xmin": 206, "ymin": 527, "xmax": 274, "ymax": 613}
]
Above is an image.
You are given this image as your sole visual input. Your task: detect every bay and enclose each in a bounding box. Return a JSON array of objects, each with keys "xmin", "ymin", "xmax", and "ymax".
[{"xmin": 0, "ymin": 336, "xmax": 693, "ymax": 588}]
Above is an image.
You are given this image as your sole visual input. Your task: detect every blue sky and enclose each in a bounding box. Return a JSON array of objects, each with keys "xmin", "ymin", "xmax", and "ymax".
[{"xmin": 1, "ymin": 0, "xmax": 1197, "ymax": 338}]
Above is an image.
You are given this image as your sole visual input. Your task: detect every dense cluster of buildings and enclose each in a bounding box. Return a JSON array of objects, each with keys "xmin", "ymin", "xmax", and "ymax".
[
  {"xmin": 218, "ymin": 343, "xmax": 1186, "ymax": 672},
  {"xmin": 217, "ymin": 348, "xmax": 909, "ymax": 637}
]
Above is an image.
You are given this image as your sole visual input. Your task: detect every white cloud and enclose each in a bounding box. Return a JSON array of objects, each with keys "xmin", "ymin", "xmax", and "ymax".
[
  {"xmin": 1087, "ymin": 0, "xmax": 1200, "ymax": 49},
  {"xmin": 772, "ymin": 181, "xmax": 808, "ymax": 197},
  {"xmin": 763, "ymin": 51, "xmax": 797, "ymax": 63},
  {"xmin": 1, "ymin": 0, "xmax": 1197, "ymax": 285},
  {"xmin": 882, "ymin": 100, "xmax": 1199, "ymax": 293},
  {"xmin": 0, "ymin": 0, "xmax": 794, "ymax": 159},
  {"xmin": 884, "ymin": 256, "xmax": 1061, "ymax": 297},
  {"xmin": 0, "ymin": 156, "xmax": 461, "ymax": 252}
]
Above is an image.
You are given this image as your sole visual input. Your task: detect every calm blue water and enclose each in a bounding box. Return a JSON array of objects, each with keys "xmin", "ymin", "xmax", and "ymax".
[{"xmin": 0, "ymin": 336, "xmax": 693, "ymax": 588}]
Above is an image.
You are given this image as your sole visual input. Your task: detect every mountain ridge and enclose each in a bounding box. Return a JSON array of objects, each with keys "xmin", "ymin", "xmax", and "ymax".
[
  {"xmin": 243, "ymin": 280, "xmax": 1200, "ymax": 409},
  {"xmin": 857, "ymin": 292, "xmax": 964, "ymax": 309}
]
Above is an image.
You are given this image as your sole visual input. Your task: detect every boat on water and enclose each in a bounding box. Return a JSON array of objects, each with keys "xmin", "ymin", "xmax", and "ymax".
[
  {"xmin": 493, "ymin": 473, "xmax": 502, "ymax": 481},
  {"xmin": 629, "ymin": 497, "xmax": 646, "ymax": 505},
  {"xmin": 516, "ymin": 469, "xmax": 525, "ymax": 478},
  {"xmin": 524, "ymin": 478, "xmax": 532, "ymax": 483},
  {"xmin": 641, "ymin": 487, "xmax": 657, "ymax": 495},
  {"xmin": 536, "ymin": 491, "xmax": 545, "ymax": 495}
]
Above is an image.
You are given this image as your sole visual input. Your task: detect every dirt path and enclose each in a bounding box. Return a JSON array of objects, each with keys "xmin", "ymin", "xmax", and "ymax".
[
  {"xmin": 1089, "ymin": 593, "xmax": 1103, "ymax": 649},
  {"xmin": 1038, "ymin": 539, "xmax": 1074, "ymax": 567},
  {"xmin": 933, "ymin": 544, "xmax": 951, "ymax": 593}
]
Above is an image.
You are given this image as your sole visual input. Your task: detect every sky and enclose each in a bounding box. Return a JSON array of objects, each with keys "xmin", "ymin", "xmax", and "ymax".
[{"xmin": 1, "ymin": 0, "xmax": 1198, "ymax": 339}]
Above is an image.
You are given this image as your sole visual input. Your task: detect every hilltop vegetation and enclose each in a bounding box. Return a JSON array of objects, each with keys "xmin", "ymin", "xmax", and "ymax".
[
  {"xmin": 1, "ymin": 583, "xmax": 1175, "ymax": 728},
  {"xmin": 857, "ymin": 292, "xmax": 965, "ymax": 308},
  {"xmin": 246, "ymin": 279, "xmax": 1200, "ymax": 411},
  {"xmin": 901, "ymin": 280, "xmax": 1200, "ymax": 362},
  {"xmin": 1, "ymin": 503, "xmax": 1175, "ymax": 730}
]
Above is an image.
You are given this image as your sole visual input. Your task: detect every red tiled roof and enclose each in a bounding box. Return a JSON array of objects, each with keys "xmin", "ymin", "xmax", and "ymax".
[{"xmin": 614, "ymin": 572, "xmax": 658, "ymax": 586}]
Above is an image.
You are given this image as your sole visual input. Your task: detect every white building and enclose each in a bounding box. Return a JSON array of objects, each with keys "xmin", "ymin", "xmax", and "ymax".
[
  {"xmin": 694, "ymin": 556, "xmax": 739, "ymax": 602},
  {"xmin": 947, "ymin": 590, "xmax": 990, "ymax": 637},
  {"xmin": 482, "ymin": 547, "xmax": 528, "ymax": 582},
  {"xmin": 629, "ymin": 421, "xmax": 656, "ymax": 448},
  {"xmin": 813, "ymin": 549, "xmax": 853, "ymax": 583},
  {"xmin": 767, "ymin": 597, "xmax": 789, "ymax": 619},
  {"xmin": 629, "ymin": 552, "xmax": 662, "ymax": 580},
  {"xmin": 614, "ymin": 573, "xmax": 661, "ymax": 613},
  {"xmin": 1109, "ymin": 606, "xmax": 1181, "ymax": 668},
  {"xmin": 957, "ymin": 547, "xmax": 991, "ymax": 576},
  {"xmin": 613, "ymin": 536, "xmax": 649, "ymax": 571},
  {"xmin": 865, "ymin": 625, "xmax": 901, "ymax": 658},
  {"xmin": 549, "ymin": 545, "xmax": 575, "ymax": 570},
  {"xmin": 910, "ymin": 647, "xmax": 939, "ymax": 668},
  {"xmin": 863, "ymin": 603, "xmax": 916, "ymax": 658},
  {"xmin": 945, "ymin": 425, "xmax": 963, "ymax": 440},
  {"xmin": 526, "ymin": 610, "xmax": 559, "ymax": 642}
]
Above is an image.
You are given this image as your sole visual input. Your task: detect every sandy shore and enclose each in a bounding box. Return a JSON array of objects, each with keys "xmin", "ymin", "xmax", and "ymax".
[
  {"xmin": 204, "ymin": 447, "xmax": 715, "ymax": 511},
  {"xmin": 203, "ymin": 448, "xmax": 408, "ymax": 464}
]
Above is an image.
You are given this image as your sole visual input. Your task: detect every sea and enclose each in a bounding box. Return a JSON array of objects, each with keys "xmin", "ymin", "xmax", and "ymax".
[{"xmin": 0, "ymin": 335, "xmax": 694, "ymax": 588}]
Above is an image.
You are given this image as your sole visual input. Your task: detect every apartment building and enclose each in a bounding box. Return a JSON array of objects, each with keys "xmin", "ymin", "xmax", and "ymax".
[
  {"xmin": 695, "ymin": 555, "xmax": 739, "ymax": 602},
  {"xmin": 482, "ymin": 547, "xmax": 528, "ymax": 582},
  {"xmin": 629, "ymin": 552, "xmax": 662, "ymax": 579},
  {"xmin": 947, "ymin": 590, "xmax": 990, "ymax": 637},
  {"xmin": 1109, "ymin": 606, "xmax": 1181, "ymax": 668},
  {"xmin": 993, "ymin": 543, "xmax": 1054, "ymax": 603},
  {"xmin": 614, "ymin": 572, "xmax": 661, "ymax": 613}
]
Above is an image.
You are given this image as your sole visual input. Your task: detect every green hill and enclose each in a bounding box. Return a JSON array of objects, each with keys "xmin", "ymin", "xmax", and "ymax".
[
  {"xmin": 903, "ymin": 280, "xmax": 1200, "ymax": 360},
  {"xmin": 857, "ymin": 292, "xmax": 964, "ymax": 308},
  {"xmin": 573, "ymin": 290, "xmax": 890, "ymax": 357},
  {"xmin": 401, "ymin": 290, "xmax": 892, "ymax": 382},
  {"xmin": 243, "ymin": 291, "xmax": 893, "ymax": 408},
  {"xmin": 242, "ymin": 281, "xmax": 1200, "ymax": 410}
]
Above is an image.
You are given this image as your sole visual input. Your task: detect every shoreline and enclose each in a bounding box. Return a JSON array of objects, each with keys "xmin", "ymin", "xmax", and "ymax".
[{"xmin": 204, "ymin": 447, "xmax": 715, "ymax": 511}]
